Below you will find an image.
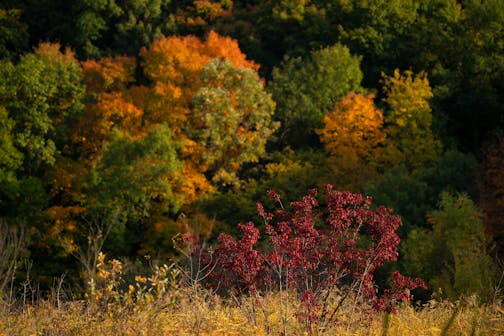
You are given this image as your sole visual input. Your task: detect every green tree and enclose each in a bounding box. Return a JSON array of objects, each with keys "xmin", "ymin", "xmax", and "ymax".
[
  {"xmin": 0, "ymin": 107, "xmax": 23, "ymax": 212},
  {"xmin": 268, "ymin": 43, "xmax": 363, "ymax": 147},
  {"xmin": 52, "ymin": 125, "xmax": 182, "ymax": 289},
  {"xmin": 441, "ymin": 0, "xmax": 504, "ymax": 149},
  {"xmin": 215, "ymin": 1, "xmax": 332, "ymax": 77},
  {"xmin": 0, "ymin": 107, "xmax": 48, "ymax": 223},
  {"xmin": 111, "ymin": 0, "xmax": 177, "ymax": 56},
  {"xmin": 0, "ymin": 43, "xmax": 84, "ymax": 174},
  {"xmin": 78, "ymin": 124, "xmax": 183, "ymax": 257},
  {"xmin": 365, "ymin": 166, "xmax": 433, "ymax": 236},
  {"xmin": 0, "ymin": 43, "xmax": 87, "ymax": 286},
  {"xmin": 198, "ymin": 148, "xmax": 327, "ymax": 232},
  {"xmin": 191, "ymin": 58, "xmax": 278, "ymax": 185},
  {"xmin": 365, "ymin": 150, "xmax": 480, "ymax": 237},
  {"xmin": 420, "ymin": 149, "xmax": 480, "ymax": 199},
  {"xmin": 402, "ymin": 192, "xmax": 495, "ymax": 300},
  {"xmin": 0, "ymin": 43, "xmax": 82, "ymax": 231},
  {"xmin": 88, "ymin": 125, "xmax": 183, "ymax": 218},
  {"xmin": 71, "ymin": 0, "xmax": 123, "ymax": 58},
  {"xmin": 0, "ymin": 9, "xmax": 29, "ymax": 60},
  {"xmin": 399, "ymin": 0, "xmax": 504, "ymax": 149},
  {"xmin": 12, "ymin": 0, "xmax": 177, "ymax": 59},
  {"xmin": 332, "ymin": 0, "xmax": 420, "ymax": 82}
]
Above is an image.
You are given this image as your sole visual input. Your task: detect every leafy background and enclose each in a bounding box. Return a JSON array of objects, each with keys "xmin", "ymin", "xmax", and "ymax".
[{"xmin": 0, "ymin": 0, "xmax": 503, "ymax": 303}]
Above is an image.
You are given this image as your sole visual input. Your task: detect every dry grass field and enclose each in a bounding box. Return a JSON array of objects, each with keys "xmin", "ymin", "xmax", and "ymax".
[
  {"xmin": 1, "ymin": 278, "xmax": 502, "ymax": 335},
  {"xmin": 1, "ymin": 254, "xmax": 502, "ymax": 336}
]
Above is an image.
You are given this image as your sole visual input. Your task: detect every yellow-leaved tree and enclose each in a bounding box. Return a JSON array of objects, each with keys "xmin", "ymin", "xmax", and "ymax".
[{"xmin": 381, "ymin": 69, "xmax": 441, "ymax": 170}]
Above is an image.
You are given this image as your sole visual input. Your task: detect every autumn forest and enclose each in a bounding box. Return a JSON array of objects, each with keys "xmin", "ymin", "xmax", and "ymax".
[{"xmin": 1, "ymin": 1, "xmax": 504, "ymax": 334}]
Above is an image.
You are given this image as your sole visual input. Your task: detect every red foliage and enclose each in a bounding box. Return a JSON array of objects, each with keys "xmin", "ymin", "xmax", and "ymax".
[
  {"xmin": 192, "ymin": 186, "xmax": 426, "ymax": 325},
  {"xmin": 213, "ymin": 222, "xmax": 267, "ymax": 293},
  {"xmin": 375, "ymin": 272, "xmax": 426, "ymax": 313}
]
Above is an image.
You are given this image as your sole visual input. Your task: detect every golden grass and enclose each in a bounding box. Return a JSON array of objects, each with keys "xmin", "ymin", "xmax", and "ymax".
[
  {"xmin": 1, "ymin": 290, "xmax": 503, "ymax": 336},
  {"xmin": 1, "ymin": 255, "xmax": 502, "ymax": 335}
]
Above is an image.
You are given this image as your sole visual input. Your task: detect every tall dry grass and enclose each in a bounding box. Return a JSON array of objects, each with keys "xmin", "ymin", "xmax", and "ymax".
[
  {"xmin": 1, "ymin": 287, "xmax": 503, "ymax": 335},
  {"xmin": 1, "ymin": 253, "xmax": 502, "ymax": 336}
]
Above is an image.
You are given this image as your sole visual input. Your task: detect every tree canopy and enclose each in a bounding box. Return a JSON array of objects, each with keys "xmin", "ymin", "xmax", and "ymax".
[{"xmin": 0, "ymin": 0, "xmax": 502, "ymax": 300}]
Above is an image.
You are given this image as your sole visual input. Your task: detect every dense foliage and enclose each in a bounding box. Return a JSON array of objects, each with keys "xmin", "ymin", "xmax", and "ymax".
[{"xmin": 0, "ymin": 0, "xmax": 502, "ymax": 305}]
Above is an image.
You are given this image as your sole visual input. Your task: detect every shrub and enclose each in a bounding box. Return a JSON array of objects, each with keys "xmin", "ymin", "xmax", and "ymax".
[{"xmin": 185, "ymin": 186, "xmax": 426, "ymax": 334}]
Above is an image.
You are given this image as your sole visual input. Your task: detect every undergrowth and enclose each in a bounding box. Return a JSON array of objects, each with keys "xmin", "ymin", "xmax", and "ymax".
[
  {"xmin": 1, "ymin": 188, "xmax": 503, "ymax": 335},
  {"xmin": 0, "ymin": 265, "xmax": 502, "ymax": 336}
]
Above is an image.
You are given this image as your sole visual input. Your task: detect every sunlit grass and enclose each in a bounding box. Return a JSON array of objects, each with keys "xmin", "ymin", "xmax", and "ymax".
[
  {"xmin": 1, "ymin": 254, "xmax": 502, "ymax": 335},
  {"xmin": 1, "ymin": 289, "xmax": 503, "ymax": 336}
]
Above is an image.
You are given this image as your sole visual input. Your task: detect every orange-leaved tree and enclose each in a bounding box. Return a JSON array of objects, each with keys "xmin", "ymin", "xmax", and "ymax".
[
  {"xmin": 318, "ymin": 92, "xmax": 385, "ymax": 164},
  {"xmin": 141, "ymin": 31, "xmax": 275, "ymax": 192},
  {"xmin": 140, "ymin": 30, "xmax": 258, "ymax": 131},
  {"xmin": 317, "ymin": 92, "xmax": 385, "ymax": 191},
  {"xmin": 68, "ymin": 31, "xmax": 275, "ymax": 208},
  {"xmin": 75, "ymin": 56, "xmax": 143, "ymax": 163}
]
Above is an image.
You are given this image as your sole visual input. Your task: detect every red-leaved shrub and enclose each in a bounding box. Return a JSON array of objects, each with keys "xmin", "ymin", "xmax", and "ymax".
[{"xmin": 183, "ymin": 185, "xmax": 426, "ymax": 330}]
